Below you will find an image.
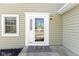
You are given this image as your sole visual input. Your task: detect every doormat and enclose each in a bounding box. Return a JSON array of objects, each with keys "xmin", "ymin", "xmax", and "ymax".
[
  {"xmin": 0, "ymin": 48, "xmax": 23, "ymax": 56},
  {"xmin": 26, "ymin": 46, "xmax": 52, "ymax": 53}
]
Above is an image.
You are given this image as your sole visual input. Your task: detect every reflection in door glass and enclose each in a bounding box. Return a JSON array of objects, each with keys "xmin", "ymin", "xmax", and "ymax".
[{"xmin": 35, "ymin": 18, "xmax": 44, "ymax": 41}]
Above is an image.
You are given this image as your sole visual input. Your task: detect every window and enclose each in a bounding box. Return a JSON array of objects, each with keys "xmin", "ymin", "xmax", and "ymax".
[{"xmin": 2, "ymin": 14, "xmax": 19, "ymax": 36}]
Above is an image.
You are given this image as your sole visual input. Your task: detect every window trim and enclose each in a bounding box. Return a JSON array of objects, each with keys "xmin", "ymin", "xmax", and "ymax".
[{"xmin": 2, "ymin": 14, "xmax": 19, "ymax": 36}]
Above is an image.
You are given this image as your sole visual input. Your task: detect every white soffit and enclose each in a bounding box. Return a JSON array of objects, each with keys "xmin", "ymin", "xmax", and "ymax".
[{"xmin": 57, "ymin": 3, "xmax": 79, "ymax": 14}]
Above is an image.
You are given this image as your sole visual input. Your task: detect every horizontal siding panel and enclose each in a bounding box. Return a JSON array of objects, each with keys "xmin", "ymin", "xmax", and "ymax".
[{"xmin": 63, "ymin": 5, "xmax": 79, "ymax": 55}]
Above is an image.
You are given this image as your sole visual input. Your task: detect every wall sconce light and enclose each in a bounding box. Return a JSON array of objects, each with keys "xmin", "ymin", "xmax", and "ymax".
[{"xmin": 50, "ymin": 18, "xmax": 52, "ymax": 20}]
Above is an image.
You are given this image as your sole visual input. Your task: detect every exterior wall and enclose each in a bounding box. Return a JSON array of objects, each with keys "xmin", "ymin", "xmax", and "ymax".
[
  {"xmin": 63, "ymin": 5, "xmax": 79, "ymax": 55},
  {"xmin": 49, "ymin": 14, "xmax": 62, "ymax": 45},
  {"xmin": 0, "ymin": 4, "xmax": 63, "ymax": 49}
]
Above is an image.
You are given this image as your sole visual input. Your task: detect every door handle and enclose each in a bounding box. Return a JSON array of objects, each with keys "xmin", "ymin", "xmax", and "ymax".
[{"xmin": 30, "ymin": 19, "xmax": 32, "ymax": 31}]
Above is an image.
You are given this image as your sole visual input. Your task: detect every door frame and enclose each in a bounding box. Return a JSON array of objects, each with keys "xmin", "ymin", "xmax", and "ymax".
[{"xmin": 25, "ymin": 12, "xmax": 49, "ymax": 46}]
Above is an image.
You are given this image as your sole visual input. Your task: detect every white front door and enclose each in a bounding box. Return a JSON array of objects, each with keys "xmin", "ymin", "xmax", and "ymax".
[{"xmin": 25, "ymin": 12, "xmax": 49, "ymax": 46}]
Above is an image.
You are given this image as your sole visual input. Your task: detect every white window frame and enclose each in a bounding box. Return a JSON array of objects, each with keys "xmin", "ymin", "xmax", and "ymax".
[{"xmin": 1, "ymin": 14, "xmax": 19, "ymax": 36}]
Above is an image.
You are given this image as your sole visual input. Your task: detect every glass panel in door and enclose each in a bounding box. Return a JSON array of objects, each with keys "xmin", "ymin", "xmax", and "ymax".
[{"xmin": 35, "ymin": 18, "xmax": 44, "ymax": 42}]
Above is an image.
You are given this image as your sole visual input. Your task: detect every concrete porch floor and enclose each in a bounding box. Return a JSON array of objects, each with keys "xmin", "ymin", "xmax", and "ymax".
[{"xmin": 19, "ymin": 46, "xmax": 76, "ymax": 56}]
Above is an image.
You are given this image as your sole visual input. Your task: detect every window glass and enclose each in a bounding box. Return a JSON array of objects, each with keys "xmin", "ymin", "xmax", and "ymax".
[{"xmin": 5, "ymin": 17, "xmax": 16, "ymax": 33}]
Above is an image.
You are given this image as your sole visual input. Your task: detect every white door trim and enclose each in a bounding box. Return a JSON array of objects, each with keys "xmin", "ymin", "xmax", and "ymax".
[{"xmin": 25, "ymin": 12, "xmax": 49, "ymax": 46}]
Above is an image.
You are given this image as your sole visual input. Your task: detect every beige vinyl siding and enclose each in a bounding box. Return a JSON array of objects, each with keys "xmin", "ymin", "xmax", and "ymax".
[
  {"xmin": 49, "ymin": 14, "xmax": 62, "ymax": 45},
  {"xmin": 0, "ymin": 4, "xmax": 63, "ymax": 49},
  {"xmin": 63, "ymin": 5, "xmax": 79, "ymax": 55}
]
